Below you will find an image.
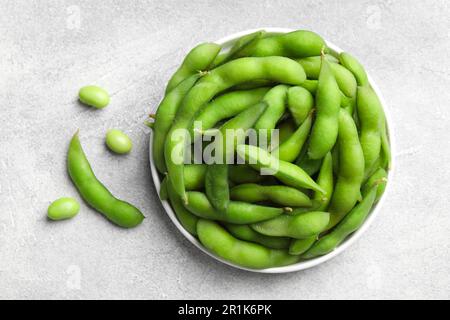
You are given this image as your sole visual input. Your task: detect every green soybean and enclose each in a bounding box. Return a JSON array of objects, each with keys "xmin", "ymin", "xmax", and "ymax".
[
  {"xmin": 165, "ymin": 43, "xmax": 221, "ymax": 93},
  {"xmin": 185, "ymin": 191, "xmax": 285, "ymax": 224},
  {"xmin": 47, "ymin": 197, "xmax": 80, "ymax": 221},
  {"xmin": 313, "ymin": 152, "xmax": 334, "ymax": 211},
  {"xmin": 197, "ymin": 219, "xmax": 299, "ymax": 269},
  {"xmin": 229, "ymin": 165, "xmax": 264, "ymax": 184},
  {"xmin": 286, "ymin": 86, "xmax": 314, "ymax": 126},
  {"xmin": 362, "ymin": 168, "xmax": 388, "ymax": 202},
  {"xmin": 302, "ymin": 185, "xmax": 378, "ymax": 259},
  {"xmin": 224, "ymin": 223, "xmax": 290, "ymax": 249},
  {"xmin": 105, "ymin": 129, "xmax": 132, "ymax": 154},
  {"xmin": 230, "ymin": 183, "xmax": 312, "ymax": 207},
  {"xmin": 308, "ymin": 55, "xmax": 341, "ymax": 159},
  {"xmin": 166, "ymin": 177, "xmax": 198, "ymax": 235},
  {"xmin": 251, "ymin": 211, "xmax": 330, "ymax": 239},
  {"xmin": 339, "ymin": 52, "xmax": 369, "ymax": 87},
  {"xmin": 205, "ymin": 164, "xmax": 229, "ymax": 213},
  {"xmin": 78, "ymin": 85, "xmax": 110, "ymax": 109},
  {"xmin": 289, "ymin": 236, "xmax": 317, "ymax": 255},
  {"xmin": 184, "ymin": 164, "xmax": 207, "ymax": 190},
  {"xmin": 236, "ymin": 144, "xmax": 325, "ymax": 194},
  {"xmin": 68, "ymin": 132, "xmax": 144, "ymax": 228}
]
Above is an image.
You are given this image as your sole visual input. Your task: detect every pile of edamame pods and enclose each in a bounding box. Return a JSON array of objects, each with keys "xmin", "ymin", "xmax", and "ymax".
[{"xmin": 151, "ymin": 29, "xmax": 390, "ymax": 269}]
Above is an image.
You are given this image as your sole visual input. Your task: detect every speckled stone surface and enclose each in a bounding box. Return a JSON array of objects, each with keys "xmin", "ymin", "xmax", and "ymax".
[{"xmin": 0, "ymin": 0, "xmax": 449, "ymax": 299}]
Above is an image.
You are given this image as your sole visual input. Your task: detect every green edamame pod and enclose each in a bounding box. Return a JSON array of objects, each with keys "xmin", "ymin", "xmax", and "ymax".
[
  {"xmin": 165, "ymin": 43, "xmax": 221, "ymax": 93},
  {"xmin": 159, "ymin": 177, "xmax": 169, "ymax": 201},
  {"xmin": 327, "ymin": 110, "xmax": 365, "ymax": 229},
  {"xmin": 286, "ymin": 86, "xmax": 314, "ymax": 126},
  {"xmin": 205, "ymin": 164, "xmax": 229, "ymax": 213},
  {"xmin": 380, "ymin": 118, "xmax": 391, "ymax": 169},
  {"xmin": 165, "ymin": 56, "xmax": 306, "ymax": 202},
  {"xmin": 251, "ymin": 211, "xmax": 330, "ymax": 239},
  {"xmin": 68, "ymin": 132, "xmax": 144, "ymax": 228},
  {"xmin": 192, "ymin": 87, "xmax": 269, "ymax": 135},
  {"xmin": 340, "ymin": 94, "xmax": 357, "ymax": 116},
  {"xmin": 357, "ymin": 86, "xmax": 383, "ymax": 176},
  {"xmin": 229, "ymin": 165, "xmax": 264, "ymax": 184},
  {"xmin": 185, "ymin": 191, "xmax": 285, "ymax": 224},
  {"xmin": 289, "ymin": 236, "xmax": 317, "ymax": 255},
  {"xmin": 166, "ymin": 177, "xmax": 198, "ymax": 235},
  {"xmin": 184, "ymin": 164, "xmax": 207, "ymax": 190},
  {"xmin": 298, "ymin": 56, "xmax": 357, "ymax": 98},
  {"xmin": 313, "ymin": 152, "xmax": 334, "ymax": 211},
  {"xmin": 238, "ymin": 30, "xmax": 326, "ymax": 58},
  {"xmin": 339, "ymin": 52, "xmax": 369, "ymax": 87},
  {"xmin": 302, "ymin": 185, "xmax": 378, "ymax": 259},
  {"xmin": 296, "ymin": 150, "xmax": 323, "ymax": 177},
  {"xmin": 224, "ymin": 223, "xmax": 290, "ymax": 249},
  {"xmin": 300, "ymin": 79, "xmax": 318, "ymax": 94},
  {"xmin": 236, "ymin": 144, "xmax": 325, "ymax": 194},
  {"xmin": 197, "ymin": 219, "xmax": 299, "ymax": 269},
  {"xmin": 254, "ymin": 85, "xmax": 289, "ymax": 140},
  {"xmin": 153, "ymin": 74, "xmax": 200, "ymax": 173},
  {"xmin": 277, "ymin": 118, "xmax": 296, "ymax": 144},
  {"xmin": 361, "ymin": 168, "xmax": 388, "ymax": 202},
  {"xmin": 273, "ymin": 111, "xmax": 313, "ymax": 162},
  {"xmin": 230, "ymin": 183, "xmax": 312, "ymax": 207},
  {"xmin": 308, "ymin": 55, "xmax": 341, "ymax": 159},
  {"xmin": 212, "ymin": 30, "xmax": 265, "ymax": 66}
]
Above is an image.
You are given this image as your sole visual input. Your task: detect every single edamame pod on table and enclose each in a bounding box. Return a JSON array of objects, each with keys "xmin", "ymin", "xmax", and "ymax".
[
  {"xmin": 230, "ymin": 183, "xmax": 312, "ymax": 207},
  {"xmin": 251, "ymin": 211, "xmax": 330, "ymax": 239},
  {"xmin": 302, "ymin": 184, "xmax": 378, "ymax": 259},
  {"xmin": 308, "ymin": 54, "xmax": 341, "ymax": 160},
  {"xmin": 237, "ymin": 144, "xmax": 325, "ymax": 194},
  {"xmin": 224, "ymin": 223, "xmax": 290, "ymax": 250},
  {"xmin": 78, "ymin": 85, "xmax": 110, "ymax": 109},
  {"xmin": 184, "ymin": 191, "xmax": 286, "ymax": 224},
  {"xmin": 47, "ymin": 197, "xmax": 80, "ymax": 221},
  {"xmin": 105, "ymin": 129, "xmax": 132, "ymax": 154},
  {"xmin": 197, "ymin": 219, "xmax": 299, "ymax": 269},
  {"xmin": 165, "ymin": 43, "xmax": 221, "ymax": 93},
  {"xmin": 67, "ymin": 132, "xmax": 144, "ymax": 228},
  {"xmin": 327, "ymin": 110, "xmax": 365, "ymax": 229},
  {"xmin": 165, "ymin": 56, "xmax": 307, "ymax": 202},
  {"xmin": 286, "ymin": 86, "xmax": 314, "ymax": 126}
]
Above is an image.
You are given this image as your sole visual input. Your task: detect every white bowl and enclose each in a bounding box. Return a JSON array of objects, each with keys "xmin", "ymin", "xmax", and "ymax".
[{"xmin": 149, "ymin": 28, "xmax": 394, "ymax": 273}]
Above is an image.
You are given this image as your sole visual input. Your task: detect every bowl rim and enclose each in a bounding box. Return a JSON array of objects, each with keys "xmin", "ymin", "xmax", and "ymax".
[{"xmin": 148, "ymin": 27, "xmax": 395, "ymax": 273}]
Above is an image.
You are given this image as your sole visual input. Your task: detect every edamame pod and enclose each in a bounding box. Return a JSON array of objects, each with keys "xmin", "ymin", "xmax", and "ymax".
[
  {"xmin": 166, "ymin": 177, "xmax": 198, "ymax": 235},
  {"xmin": 277, "ymin": 118, "xmax": 296, "ymax": 144},
  {"xmin": 313, "ymin": 152, "xmax": 334, "ymax": 211},
  {"xmin": 289, "ymin": 236, "xmax": 317, "ymax": 255},
  {"xmin": 185, "ymin": 191, "xmax": 285, "ymax": 224},
  {"xmin": 229, "ymin": 165, "xmax": 264, "ymax": 184},
  {"xmin": 153, "ymin": 74, "xmax": 200, "ymax": 173},
  {"xmin": 327, "ymin": 110, "xmax": 365, "ymax": 228},
  {"xmin": 251, "ymin": 211, "xmax": 330, "ymax": 239},
  {"xmin": 286, "ymin": 86, "xmax": 314, "ymax": 126},
  {"xmin": 165, "ymin": 56, "xmax": 306, "ymax": 202},
  {"xmin": 236, "ymin": 144, "xmax": 325, "ymax": 194},
  {"xmin": 361, "ymin": 168, "xmax": 388, "ymax": 202},
  {"xmin": 165, "ymin": 43, "xmax": 221, "ymax": 93},
  {"xmin": 230, "ymin": 183, "xmax": 312, "ymax": 207},
  {"xmin": 205, "ymin": 164, "xmax": 230, "ymax": 213},
  {"xmin": 197, "ymin": 219, "xmax": 299, "ymax": 269},
  {"xmin": 339, "ymin": 52, "xmax": 369, "ymax": 87},
  {"xmin": 68, "ymin": 132, "xmax": 144, "ymax": 228},
  {"xmin": 184, "ymin": 164, "xmax": 207, "ymax": 190},
  {"xmin": 308, "ymin": 55, "xmax": 341, "ymax": 159},
  {"xmin": 224, "ymin": 223, "xmax": 290, "ymax": 249},
  {"xmin": 302, "ymin": 185, "xmax": 378, "ymax": 259}
]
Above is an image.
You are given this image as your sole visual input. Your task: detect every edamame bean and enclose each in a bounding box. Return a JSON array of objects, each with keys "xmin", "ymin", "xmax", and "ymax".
[
  {"xmin": 185, "ymin": 191, "xmax": 285, "ymax": 224},
  {"xmin": 192, "ymin": 88, "xmax": 269, "ymax": 135},
  {"xmin": 238, "ymin": 30, "xmax": 326, "ymax": 58},
  {"xmin": 339, "ymin": 52, "xmax": 369, "ymax": 87},
  {"xmin": 251, "ymin": 211, "xmax": 330, "ymax": 239},
  {"xmin": 47, "ymin": 197, "xmax": 80, "ymax": 220},
  {"xmin": 327, "ymin": 110, "xmax": 365, "ymax": 228},
  {"xmin": 105, "ymin": 129, "xmax": 132, "ymax": 154},
  {"xmin": 357, "ymin": 86, "xmax": 383, "ymax": 176},
  {"xmin": 153, "ymin": 74, "xmax": 200, "ymax": 173},
  {"xmin": 313, "ymin": 152, "xmax": 334, "ymax": 211},
  {"xmin": 302, "ymin": 184, "xmax": 378, "ymax": 259},
  {"xmin": 273, "ymin": 111, "xmax": 313, "ymax": 162},
  {"xmin": 197, "ymin": 219, "xmax": 299, "ymax": 269},
  {"xmin": 237, "ymin": 144, "xmax": 325, "ymax": 194},
  {"xmin": 308, "ymin": 55, "xmax": 341, "ymax": 159},
  {"xmin": 298, "ymin": 56, "xmax": 357, "ymax": 97},
  {"xmin": 165, "ymin": 43, "xmax": 221, "ymax": 93},
  {"xmin": 165, "ymin": 56, "xmax": 307, "ymax": 202},
  {"xmin": 205, "ymin": 164, "xmax": 229, "ymax": 213},
  {"xmin": 166, "ymin": 177, "xmax": 198, "ymax": 235},
  {"xmin": 78, "ymin": 85, "xmax": 110, "ymax": 109},
  {"xmin": 224, "ymin": 223, "xmax": 290, "ymax": 249},
  {"xmin": 230, "ymin": 183, "xmax": 312, "ymax": 207},
  {"xmin": 68, "ymin": 132, "xmax": 144, "ymax": 228},
  {"xmin": 286, "ymin": 86, "xmax": 314, "ymax": 126},
  {"xmin": 361, "ymin": 168, "xmax": 387, "ymax": 202},
  {"xmin": 289, "ymin": 236, "xmax": 317, "ymax": 255},
  {"xmin": 184, "ymin": 164, "xmax": 207, "ymax": 190}
]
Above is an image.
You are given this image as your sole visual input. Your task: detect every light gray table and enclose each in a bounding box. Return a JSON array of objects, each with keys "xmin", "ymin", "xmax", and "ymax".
[{"xmin": 1, "ymin": 0, "xmax": 449, "ymax": 299}]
